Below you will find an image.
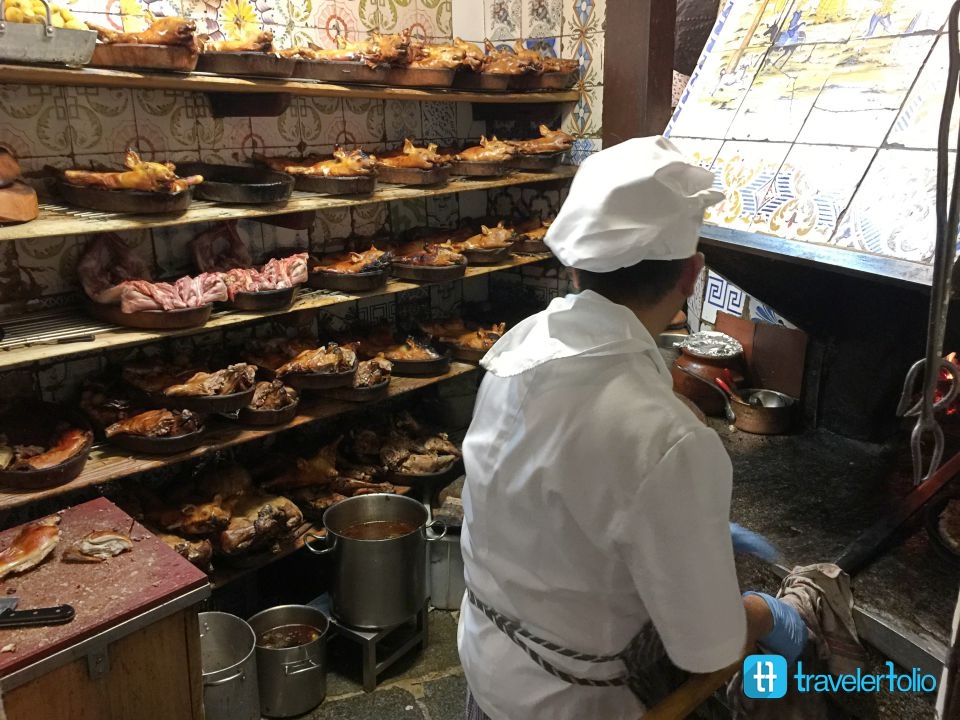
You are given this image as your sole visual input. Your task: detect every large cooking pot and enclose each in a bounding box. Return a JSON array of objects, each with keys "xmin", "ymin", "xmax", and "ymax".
[
  {"xmin": 672, "ymin": 331, "xmax": 745, "ymax": 416},
  {"xmin": 306, "ymin": 493, "xmax": 445, "ymax": 629},
  {"xmin": 199, "ymin": 612, "xmax": 260, "ymax": 720},
  {"xmin": 248, "ymin": 605, "xmax": 329, "ymax": 717}
]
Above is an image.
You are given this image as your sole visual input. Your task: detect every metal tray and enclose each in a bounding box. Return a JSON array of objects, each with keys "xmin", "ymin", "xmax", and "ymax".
[
  {"xmin": 375, "ymin": 164, "xmax": 451, "ymax": 186},
  {"xmin": 450, "ymin": 160, "xmax": 508, "ymax": 177},
  {"xmin": 507, "ymin": 153, "xmax": 564, "ymax": 172},
  {"xmin": 460, "ymin": 246, "xmax": 512, "ymax": 265},
  {"xmin": 90, "ymin": 42, "xmax": 198, "ymax": 72},
  {"xmin": 227, "ymin": 286, "xmax": 296, "ymax": 312},
  {"xmin": 508, "ymin": 71, "xmax": 577, "ymax": 90},
  {"xmin": 453, "ymin": 71, "xmax": 512, "ymax": 91},
  {"xmin": 158, "ymin": 385, "xmax": 256, "ymax": 414},
  {"xmin": 0, "ymin": 4, "xmax": 96, "ymax": 67},
  {"xmin": 382, "ymin": 66, "xmax": 455, "ymax": 88},
  {"xmin": 196, "ymin": 51, "xmax": 296, "ymax": 78},
  {"xmin": 58, "ymin": 180, "xmax": 193, "ymax": 214},
  {"xmin": 390, "ymin": 263, "xmax": 466, "ymax": 283},
  {"xmin": 294, "ymin": 174, "xmax": 376, "ymax": 196},
  {"xmin": 293, "ymin": 59, "xmax": 387, "ymax": 84},
  {"xmin": 323, "ymin": 378, "xmax": 390, "ymax": 403},
  {"xmin": 175, "ymin": 163, "xmax": 294, "ymax": 205},
  {"xmin": 0, "ymin": 404, "xmax": 93, "ymax": 490},
  {"xmin": 237, "ymin": 399, "xmax": 299, "ymax": 427},
  {"xmin": 309, "ymin": 269, "xmax": 388, "ymax": 292},
  {"xmin": 108, "ymin": 427, "xmax": 206, "ymax": 456},
  {"xmin": 280, "ymin": 364, "xmax": 357, "ymax": 391},
  {"xmin": 388, "ymin": 354, "xmax": 450, "ymax": 377},
  {"xmin": 85, "ymin": 301, "xmax": 212, "ymax": 330}
]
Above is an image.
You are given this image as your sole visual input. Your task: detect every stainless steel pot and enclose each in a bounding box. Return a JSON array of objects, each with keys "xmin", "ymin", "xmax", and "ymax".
[
  {"xmin": 306, "ymin": 493, "xmax": 446, "ymax": 629},
  {"xmin": 199, "ymin": 611, "xmax": 260, "ymax": 720},
  {"xmin": 248, "ymin": 605, "xmax": 329, "ymax": 718}
]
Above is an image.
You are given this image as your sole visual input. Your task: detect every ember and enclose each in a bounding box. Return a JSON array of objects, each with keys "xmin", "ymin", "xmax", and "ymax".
[{"xmin": 936, "ymin": 352, "xmax": 959, "ymax": 416}]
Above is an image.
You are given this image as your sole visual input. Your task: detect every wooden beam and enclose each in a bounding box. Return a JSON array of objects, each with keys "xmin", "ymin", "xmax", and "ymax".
[{"xmin": 602, "ymin": 0, "xmax": 677, "ymax": 145}]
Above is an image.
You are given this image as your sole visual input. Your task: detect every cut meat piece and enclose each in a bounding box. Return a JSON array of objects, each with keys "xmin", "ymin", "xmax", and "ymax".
[
  {"xmin": 105, "ymin": 409, "xmax": 202, "ymax": 438},
  {"xmin": 275, "ymin": 344, "xmax": 357, "ymax": 377},
  {"xmin": 216, "ymin": 493, "xmax": 303, "ymax": 556},
  {"xmin": 311, "ymin": 246, "xmax": 391, "ymax": 275},
  {"xmin": 63, "ymin": 529, "xmax": 133, "ymax": 563},
  {"xmin": 163, "ymin": 363, "xmax": 257, "ymax": 397},
  {"xmin": 157, "ymin": 530, "xmax": 213, "ymax": 571},
  {"xmin": 0, "ymin": 516, "xmax": 60, "ymax": 581},
  {"xmin": 248, "ymin": 381, "xmax": 298, "ymax": 410}
]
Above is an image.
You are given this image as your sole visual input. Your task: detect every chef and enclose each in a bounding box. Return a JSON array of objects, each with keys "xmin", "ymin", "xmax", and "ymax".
[{"xmin": 458, "ymin": 136, "xmax": 807, "ymax": 720}]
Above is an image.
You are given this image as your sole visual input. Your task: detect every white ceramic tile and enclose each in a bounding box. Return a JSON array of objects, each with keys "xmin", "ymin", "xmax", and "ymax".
[
  {"xmin": 133, "ymin": 89, "xmax": 200, "ymax": 154},
  {"xmin": 889, "ymin": 34, "xmax": 958, "ymax": 151},
  {"xmin": 261, "ymin": 224, "xmax": 310, "ymax": 254},
  {"xmin": 353, "ymin": 202, "xmax": 391, "ymax": 236},
  {"xmin": 340, "ymin": 98, "xmax": 385, "ymax": 146},
  {"xmin": 420, "ymin": 101, "xmax": 457, "ymax": 142},
  {"xmin": 666, "ymin": 137, "xmax": 723, "ymax": 171},
  {"xmin": 486, "ymin": 0, "xmax": 521, "ymax": 40},
  {"xmin": 383, "ymin": 100, "xmax": 423, "ymax": 143},
  {"xmin": 523, "ymin": 0, "xmax": 561, "ymax": 38},
  {"xmin": 299, "ymin": 96, "xmax": 344, "ymax": 147},
  {"xmin": 701, "ymin": 269, "xmax": 747, "ymax": 323},
  {"xmin": 418, "ymin": 0, "xmax": 452, "ymax": 38},
  {"xmin": 249, "ymin": 100, "xmax": 304, "ymax": 149},
  {"xmin": 452, "ymin": 0, "xmax": 484, "ymax": 39},
  {"xmin": 196, "ymin": 100, "xmax": 252, "ymax": 151},
  {"xmin": 0, "ymin": 86, "xmax": 73, "ymax": 159},
  {"xmin": 426, "ymin": 194, "xmax": 459, "ymax": 228},
  {"xmin": 705, "ymin": 140, "xmax": 791, "ymax": 231},
  {"xmin": 64, "ymin": 87, "xmax": 139, "ymax": 155},
  {"xmin": 387, "ymin": 198, "xmax": 426, "ymax": 233}
]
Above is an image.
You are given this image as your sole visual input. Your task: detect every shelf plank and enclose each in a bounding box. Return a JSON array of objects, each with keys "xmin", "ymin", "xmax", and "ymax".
[
  {"xmin": 0, "ymin": 254, "xmax": 548, "ymax": 372},
  {"xmin": 0, "ymin": 63, "xmax": 579, "ymax": 104},
  {"xmin": 0, "ymin": 362, "xmax": 479, "ymax": 513},
  {"xmin": 0, "ymin": 168, "xmax": 576, "ymax": 243}
]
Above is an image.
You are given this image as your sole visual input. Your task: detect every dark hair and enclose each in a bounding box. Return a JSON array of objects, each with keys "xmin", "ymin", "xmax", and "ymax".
[{"xmin": 575, "ymin": 259, "xmax": 686, "ymax": 307}]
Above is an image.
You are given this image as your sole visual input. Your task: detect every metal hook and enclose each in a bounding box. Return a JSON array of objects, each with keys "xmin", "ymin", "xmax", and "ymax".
[{"xmin": 896, "ymin": 357, "xmax": 960, "ymax": 417}]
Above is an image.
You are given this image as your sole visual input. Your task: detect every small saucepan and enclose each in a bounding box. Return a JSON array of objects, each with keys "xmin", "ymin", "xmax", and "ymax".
[{"xmin": 728, "ymin": 388, "xmax": 797, "ymax": 435}]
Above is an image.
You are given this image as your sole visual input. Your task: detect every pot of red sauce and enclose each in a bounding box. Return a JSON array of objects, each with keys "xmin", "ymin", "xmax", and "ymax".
[{"xmin": 306, "ymin": 493, "xmax": 445, "ymax": 628}]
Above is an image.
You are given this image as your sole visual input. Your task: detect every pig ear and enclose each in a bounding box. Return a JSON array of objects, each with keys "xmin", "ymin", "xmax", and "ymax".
[{"xmin": 481, "ymin": 225, "xmax": 490, "ymax": 233}]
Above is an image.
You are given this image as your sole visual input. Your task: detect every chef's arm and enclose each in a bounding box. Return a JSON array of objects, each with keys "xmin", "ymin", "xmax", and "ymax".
[{"xmin": 742, "ymin": 593, "xmax": 774, "ymax": 653}]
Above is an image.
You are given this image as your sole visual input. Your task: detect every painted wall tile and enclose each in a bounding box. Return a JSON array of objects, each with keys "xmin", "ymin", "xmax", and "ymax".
[
  {"xmin": 568, "ymin": 136, "xmax": 600, "ymax": 164},
  {"xmin": 418, "ymin": 0, "xmax": 452, "ymax": 37},
  {"xmin": 39, "ymin": 356, "xmax": 104, "ymax": 404},
  {"xmin": 356, "ymin": 0, "xmax": 416, "ymax": 33},
  {"xmin": 248, "ymin": 99, "xmax": 304, "ymax": 149},
  {"xmin": 797, "ymin": 35, "xmax": 935, "ymax": 147},
  {"xmin": 889, "ymin": 34, "xmax": 957, "ymax": 151},
  {"xmin": 705, "ymin": 140, "xmax": 791, "ymax": 231},
  {"xmin": 751, "ymin": 144, "xmax": 874, "ymax": 244},
  {"xmin": 749, "ymin": 296, "xmax": 796, "ymax": 328},
  {"xmin": 384, "ymin": 100, "xmax": 423, "ymax": 143},
  {"xmin": 218, "ymin": 0, "xmax": 264, "ymax": 40},
  {"xmin": 462, "ymin": 274, "xmax": 488, "ymax": 303},
  {"xmin": 357, "ymin": 294, "xmax": 397, "ymax": 324},
  {"xmin": 314, "ymin": 207, "xmax": 355, "ymax": 246},
  {"xmin": 420, "ymin": 101, "xmax": 457, "ymax": 142},
  {"xmin": 257, "ymin": 0, "xmax": 293, "ymax": 27},
  {"xmin": 687, "ymin": 266, "xmax": 707, "ymax": 333},
  {"xmin": 196, "ymin": 102, "xmax": 252, "ymax": 151},
  {"xmin": 564, "ymin": 0, "xmax": 598, "ymax": 34},
  {"xmin": 65, "ymin": 87, "xmax": 138, "ymax": 155},
  {"xmin": 832, "ymin": 148, "xmax": 942, "ymax": 264},
  {"xmin": 451, "ymin": 0, "xmax": 483, "ymax": 40},
  {"xmin": 455, "ymin": 103, "xmax": 486, "ymax": 143},
  {"xmin": 152, "ymin": 224, "xmax": 201, "ymax": 279},
  {"xmin": 429, "ymin": 281, "xmax": 461, "ymax": 316},
  {"xmin": 133, "ymin": 89, "xmax": 201, "ymax": 154},
  {"xmin": 353, "ymin": 202, "xmax": 391, "ymax": 236},
  {"xmin": 341, "ymin": 98, "xmax": 385, "ymax": 145},
  {"xmin": 667, "ymin": 137, "xmax": 722, "ymax": 171},
  {"xmin": 181, "ymin": 0, "xmax": 223, "ymax": 37},
  {"xmin": 486, "ymin": 0, "xmax": 520, "ymax": 40},
  {"xmin": 261, "ymin": 224, "xmax": 310, "ymax": 253},
  {"xmin": 458, "ymin": 190, "xmax": 487, "ymax": 219},
  {"xmin": 0, "ymin": 86, "xmax": 73, "ymax": 159},
  {"xmin": 426, "ymin": 194, "xmax": 459, "ymax": 228},
  {"xmin": 701, "ymin": 269, "xmax": 746, "ymax": 324},
  {"xmin": 713, "ymin": 0, "xmax": 797, "ymax": 53},
  {"xmin": 387, "ymin": 198, "xmax": 426, "ymax": 233},
  {"xmin": 299, "ymin": 96, "xmax": 344, "ymax": 146},
  {"xmin": 523, "ymin": 0, "xmax": 561, "ymax": 38},
  {"xmin": 314, "ymin": 1, "xmax": 360, "ymax": 41},
  {"xmin": 405, "ymin": 5, "xmax": 437, "ymax": 38}
]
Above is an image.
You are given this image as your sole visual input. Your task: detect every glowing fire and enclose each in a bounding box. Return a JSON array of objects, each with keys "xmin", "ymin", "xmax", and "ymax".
[{"xmin": 937, "ymin": 352, "xmax": 959, "ymax": 416}]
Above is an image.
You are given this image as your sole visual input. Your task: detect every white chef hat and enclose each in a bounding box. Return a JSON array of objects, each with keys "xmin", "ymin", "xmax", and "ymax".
[{"xmin": 545, "ymin": 136, "xmax": 724, "ymax": 271}]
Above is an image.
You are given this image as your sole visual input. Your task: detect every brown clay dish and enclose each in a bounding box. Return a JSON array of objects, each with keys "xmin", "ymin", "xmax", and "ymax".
[
  {"xmin": 238, "ymin": 399, "xmax": 300, "ymax": 427},
  {"xmin": 175, "ymin": 163, "xmax": 294, "ymax": 205},
  {"xmin": 293, "ymin": 174, "xmax": 376, "ymax": 196},
  {"xmin": 58, "ymin": 180, "xmax": 193, "ymax": 214},
  {"xmin": 90, "ymin": 43, "xmax": 198, "ymax": 72},
  {"xmin": 108, "ymin": 426, "xmax": 206, "ymax": 455},
  {"xmin": 382, "ymin": 66, "xmax": 455, "ymax": 87},
  {"xmin": 293, "ymin": 59, "xmax": 386, "ymax": 84},
  {"xmin": 508, "ymin": 71, "xmax": 577, "ymax": 90},
  {"xmin": 85, "ymin": 301, "xmax": 212, "ymax": 330},
  {"xmin": 389, "ymin": 354, "xmax": 450, "ymax": 377},
  {"xmin": 450, "ymin": 160, "xmax": 508, "ymax": 177},
  {"xmin": 157, "ymin": 385, "xmax": 256, "ymax": 414},
  {"xmin": 282, "ymin": 364, "xmax": 357, "ymax": 391},
  {"xmin": 196, "ymin": 51, "xmax": 297, "ymax": 78},
  {"xmin": 309, "ymin": 269, "xmax": 388, "ymax": 292},
  {"xmin": 228, "ymin": 286, "xmax": 297, "ymax": 312},
  {"xmin": 0, "ymin": 406, "xmax": 93, "ymax": 490},
  {"xmin": 390, "ymin": 263, "xmax": 466, "ymax": 283},
  {"xmin": 322, "ymin": 378, "xmax": 391, "ymax": 403},
  {"xmin": 512, "ymin": 238, "xmax": 550, "ymax": 254},
  {"xmin": 506, "ymin": 153, "xmax": 564, "ymax": 172},
  {"xmin": 375, "ymin": 165, "xmax": 451, "ymax": 186},
  {"xmin": 453, "ymin": 71, "xmax": 512, "ymax": 91},
  {"xmin": 460, "ymin": 246, "xmax": 512, "ymax": 265}
]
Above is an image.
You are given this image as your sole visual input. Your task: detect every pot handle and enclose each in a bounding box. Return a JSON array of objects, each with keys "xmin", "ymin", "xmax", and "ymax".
[
  {"xmin": 284, "ymin": 658, "xmax": 322, "ymax": 676},
  {"xmin": 204, "ymin": 670, "xmax": 245, "ymax": 687},
  {"xmin": 305, "ymin": 532, "xmax": 337, "ymax": 555},
  {"xmin": 424, "ymin": 519, "xmax": 447, "ymax": 542}
]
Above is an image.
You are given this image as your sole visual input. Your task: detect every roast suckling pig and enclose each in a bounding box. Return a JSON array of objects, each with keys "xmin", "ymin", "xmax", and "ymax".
[
  {"xmin": 378, "ymin": 412, "xmax": 462, "ymax": 475},
  {"xmin": 259, "ymin": 148, "xmax": 376, "ymax": 177},
  {"xmin": 163, "ymin": 363, "xmax": 257, "ymax": 397},
  {"xmin": 377, "ymin": 139, "xmax": 449, "ymax": 170},
  {"xmin": 454, "ymin": 136, "xmax": 517, "ymax": 163},
  {"xmin": 506, "ymin": 125, "xmax": 574, "ymax": 155},
  {"xmin": 105, "ymin": 409, "xmax": 202, "ymax": 438},
  {"xmin": 281, "ymin": 30, "xmax": 411, "ymax": 67},
  {"xmin": 122, "ymin": 357, "xmax": 203, "ymax": 394},
  {"xmin": 419, "ymin": 318, "xmax": 505, "ymax": 352},
  {"xmin": 247, "ymin": 337, "xmax": 318, "ymax": 371},
  {"xmin": 481, "ymin": 40, "xmax": 540, "ymax": 75},
  {"xmin": 90, "ymin": 15, "xmax": 197, "ymax": 48},
  {"xmin": 64, "ymin": 150, "xmax": 203, "ymax": 194},
  {"xmin": 63, "ymin": 529, "xmax": 133, "ymax": 563},
  {"xmin": 341, "ymin": 325, "xmax": 441, "ymax": 361},
  {"xmin": 275, "ymin": 344, "xmax": 357, "ymax": 377},
  {"xmin": 216, "ymin": 492, "xmax": 303, "ymax": 556},
  {"xmin": 264, "ymin": 438, "xmax": 341, "ymax": 491},
  {"xmin": 408, "ymin": 40, "xmax": 468, "ymax": 70},
  {"xmin": 0, "ymin": 427, "xmax": 92, "ymax": 471},
  {"xmin": 311, "ymin": 246, "xmax": 391, "ymax": 275},
  {"xmin": 157, "ymin": 531, "xmax": 213, "ymax": 571},
  {"xmin": 80, "ymin": 380, "xmax": 139, "ymax": 429},
  {"xmin": 354, "ymin": 356, "xmax": 392, "ymax": 388},
  {"xmin": 200, "ymin": 28, "xmax": 274, "ymax": 53},
  {"xmin": 248, "ymin": 381, "xmax": 298, "ymax": 411},
  {"xmin": 541, "ymin": 56, "xmax": 578, "ymax": 74},
  {"xmin": 392, "ymin": 240, "xmax": 466, "ymax": 267},
  {"xmin": 444, "ymin": 223, "xmax": 516, "ymax": 251},
  {"xmin": 0, "ymin": 516, "xmax": 60, "ymax": 580}
]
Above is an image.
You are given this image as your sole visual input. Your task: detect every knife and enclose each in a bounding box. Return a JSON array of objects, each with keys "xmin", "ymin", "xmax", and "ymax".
[{"xmin": 0, "ymin": 598, "xmax": 75, "ymax": 628}]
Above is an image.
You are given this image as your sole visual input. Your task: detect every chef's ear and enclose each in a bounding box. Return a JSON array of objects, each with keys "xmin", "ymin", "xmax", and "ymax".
[
  {"xmin": 569, "ymin": 267, "xmax": 583, "ymax": 290},
  {"xmin": 678, "ymin": 253, "xmax": 705, "ymax": 298}
]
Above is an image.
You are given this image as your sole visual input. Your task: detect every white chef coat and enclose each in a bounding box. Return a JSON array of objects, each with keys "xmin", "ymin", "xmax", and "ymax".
[{"xmin": 457, "ymin": 290, "xmax": 747, "ymax": 720}]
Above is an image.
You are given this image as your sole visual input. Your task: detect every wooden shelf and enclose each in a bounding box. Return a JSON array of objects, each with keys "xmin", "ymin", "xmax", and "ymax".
[
  {"xmin": 0, "ymin": 362, "xmax": 478, "ymax": 513},
  {"xmin": 0, "ymin": 63, "xmax": 579, "ymax": 104},
  {"xmin": 209, "ymin": 522, "xmax": 320, "ymax": 590},
  {"xmin": 0, "ymin": 254, "xmax": 548, "ymax": 372},
  {"xmin": 1, "ymin": 168, "xmax": 576, "ymax": 244}
]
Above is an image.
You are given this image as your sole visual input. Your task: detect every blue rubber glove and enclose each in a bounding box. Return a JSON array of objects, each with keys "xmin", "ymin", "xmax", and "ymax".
[
  {"xmin": 730, "ymin": 522, "xmax": 780, "ymax": 563},
  {"xmin": 744, "ymin": 591, "xmax": 808, "ymax": 663}
]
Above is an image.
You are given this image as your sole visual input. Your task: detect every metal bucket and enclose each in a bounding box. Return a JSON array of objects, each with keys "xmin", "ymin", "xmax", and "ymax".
[
  {"xmin": 199, "ymin": 611, "xmax": 260, "ymax": 720},
  {"xmin": 306, "ymin": 493, "xmax": 445, "ymax": 628},
  {"xmin": 248, "ymin": 605, "xmax": 330, "ymax": 717}
]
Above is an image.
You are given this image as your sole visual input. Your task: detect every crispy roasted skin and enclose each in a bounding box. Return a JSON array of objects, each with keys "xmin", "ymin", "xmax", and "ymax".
[
  {"xmin": 16, "ymin": 428, "xmax": 91, "ymax": 470},
  {"xmin": 105, "ymin": 409, "xmax": 201, "ymax": 438},
  {"xmin": 379, "ymin": 416, "xmax": 461, "ymax": 475},
  {"xmin": 354, "ymin": 356, "xmax": 392, "ymax": 387},
  {"xmin": 446, "ymin": 222, "xmax": 516, "ymax": 251},
  {"xmin": 419, "ymin": 318, "xmax": 505, "ymax": 350},
  {"xmin": 282, "ymin": 30, "xmax": 411, "ymax": 67},
  {"xmin": 393, "ymin": 240, "xmax": 465, "ymax": 267},
  {"xmin": 90, "ymin": 16, "xmax": 197, "ymax": 48},
  {"xmin": 216, "ymin": 493, "xmax": 303, "ymax": 555},
  {"xmin": 377, "ymin": 139, "xmax": 448, "ymax": 170},
  {"xmin": 158, "ymin": 531, "xmax": 213, "ymax": 570},
  {"xmin": 384, "ymin": 337, "xmax": 440, "ymax": 361},
  {"xmin": 275, "ymin": 344, "xmax": 357, "ymax": 377},
  {"xmin": 454, "ymin": 136, "xmax": 517, "ymax": 163},
  {"xmin": 63, "ymin": 529, "xmax": 134, "ymax": 563},
  {"xmin": 312, "ymin": 246, "xmax": 390, "ymax": 274},
  {"xmin": 200, "ymin": 29, "xmax": 273, "ymax": 53},
  {"xmin": 0, "ymin": 516, "xmax": 60, "ymax": 580},
  {"xmin": 481, "ymin": 40, "xmax": 539, "ymax": 75},
  {"xmin": 259, "ymin": 147, "xmax": 376, "ymax": 177},
  {"xmin": 63, "ymin": 150, "xmax": 203, "ymax": 194},
  {"xmin": 506, "ymin": 125, "xmax": 574, "ymax": 155},
  {"xmin": 542, "ymin": 56, "xmax": 578, "ymax": 74},
  {"xmin": 248, "ymin": 380, "xmax": 298, "ymax": 411},
  {"xmin": 264, "ymin": 438, "xmax": 341, "ymax": 491},
  {"xmin": 163, "ymin": 363, "xmax": 257, "ymax": 397}
]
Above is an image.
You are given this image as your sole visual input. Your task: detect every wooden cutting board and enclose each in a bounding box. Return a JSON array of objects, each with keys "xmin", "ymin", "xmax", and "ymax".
[{"xmin": 0, "ymin": 497, "xmax": 208, "ymax": 678}]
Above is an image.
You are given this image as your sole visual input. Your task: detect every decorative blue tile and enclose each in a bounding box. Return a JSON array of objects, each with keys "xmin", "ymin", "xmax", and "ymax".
[
  {"xmin": 701, "ymin": 270, "xmax": 745, "ymax": 323},
  {"xmin": 525, "ymin": 36, "xmax": 558, "ymax": 57}
]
